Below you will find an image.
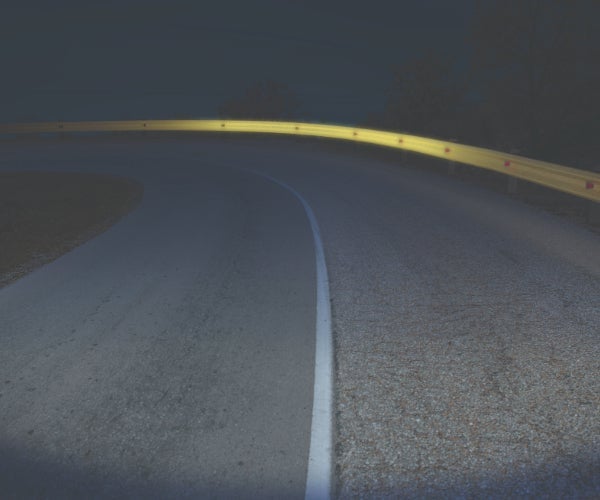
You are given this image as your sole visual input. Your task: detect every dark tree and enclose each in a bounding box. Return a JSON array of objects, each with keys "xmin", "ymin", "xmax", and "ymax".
[
  {"xmin": 469, "ymin": 0, "xmax": 599, "ymax": 163},
  {"xmin": 218, "ymin": 80, "xmax": 300, "ymax": 120},
  {"xmin": 376, "ymin": 50, "xmax": 465, "ymax": 139}
]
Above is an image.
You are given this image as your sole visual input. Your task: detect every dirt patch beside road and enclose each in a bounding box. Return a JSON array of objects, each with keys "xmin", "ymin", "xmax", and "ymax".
[{"xmin": 0, "ymin": 172, "xmax": 143, "ymax": 288}]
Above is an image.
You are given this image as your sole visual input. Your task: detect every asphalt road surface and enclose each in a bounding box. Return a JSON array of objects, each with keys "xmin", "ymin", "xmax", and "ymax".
[{"xmin": 1, "ymin": 137, "xmax": 599, "ymax": 499}]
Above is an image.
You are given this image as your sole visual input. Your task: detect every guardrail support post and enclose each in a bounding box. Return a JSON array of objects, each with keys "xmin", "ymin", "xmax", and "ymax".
[
  {"xmin": 447, "ymin": 138, "xmax": 458, "ymax": 176},
  {"xmin": 448, "ymin": 160, "xmax": 456, "ymax": 175},
  {"xmin": 506, "ymin": 147, "xmax": 521, "ymax": 196},
  {"xmin": 507, "ymin": 176, "xmax": 519, "ymax": 195},
  {"xmin": 586, "ymin": 201, "xmax": 600, "ymax": 225}
]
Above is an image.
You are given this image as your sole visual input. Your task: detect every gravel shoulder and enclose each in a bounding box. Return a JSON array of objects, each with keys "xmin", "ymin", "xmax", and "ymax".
[
  {"xmin": 1, "ymin": 138, "xmax": 598, "ymax": 498},
  {"xmin": 235, "ymin": 139, "xmax": 600, "ymax": 499}
]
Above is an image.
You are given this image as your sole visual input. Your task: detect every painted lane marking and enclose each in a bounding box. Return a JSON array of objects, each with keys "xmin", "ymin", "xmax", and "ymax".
[{"xmin": 245, "ymin": 169, "xmax": 333, "ymax": 500}]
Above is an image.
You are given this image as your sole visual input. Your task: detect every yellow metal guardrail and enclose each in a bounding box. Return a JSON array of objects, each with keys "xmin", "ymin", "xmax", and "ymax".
[{"xmin": 1, "ymin": 119, "xmax": 598, "ymax": 203}]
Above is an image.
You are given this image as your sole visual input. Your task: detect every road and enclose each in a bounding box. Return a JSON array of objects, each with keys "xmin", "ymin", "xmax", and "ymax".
[{"xmin": 1, "ymin": 137, "xmax": 599, "ymax": 498}]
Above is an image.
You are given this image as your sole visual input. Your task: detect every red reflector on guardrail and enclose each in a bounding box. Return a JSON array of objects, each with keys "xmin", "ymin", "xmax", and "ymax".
[{"xmin": 1, "ymin": 119, "xmax": 598, "ymax": 204}]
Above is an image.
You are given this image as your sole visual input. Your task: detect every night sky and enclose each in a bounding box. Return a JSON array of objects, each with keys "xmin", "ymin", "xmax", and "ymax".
[{"xmin": 1, "ymin": 0, "xmax": 474, "ymax": 124}]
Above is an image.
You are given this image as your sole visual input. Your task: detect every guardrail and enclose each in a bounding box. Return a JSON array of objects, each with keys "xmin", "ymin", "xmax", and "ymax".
[{"xmin": 1, "ymin": 119, "xmax": 598, "ymax": 203}]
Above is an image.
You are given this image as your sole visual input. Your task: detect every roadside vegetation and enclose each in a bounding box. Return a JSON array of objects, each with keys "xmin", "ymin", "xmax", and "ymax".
[
  {"xmin": 364, "ymin": 0, "xmax": 599, "ymax": 172},
  {"xmin": 0, "ymin": 171, "xmax": 143, "ymax": 288}
]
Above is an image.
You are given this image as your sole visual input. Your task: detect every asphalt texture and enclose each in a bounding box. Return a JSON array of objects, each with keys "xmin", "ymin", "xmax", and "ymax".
[
  {"xmin": 0, "ymin": 141, "xmax": 315, "ymax": 498},
  {"xmin": 1, "ymin": 137, "xmax": 599, "ymax": 499}
]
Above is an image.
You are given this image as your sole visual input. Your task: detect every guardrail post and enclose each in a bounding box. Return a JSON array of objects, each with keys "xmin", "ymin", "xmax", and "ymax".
[
  {"xmin": 507, "ymin": 176, "xmax": 519, "ymax": 196},
  {"xmin": 507, "ymin": 148, "xmax": 520, "ymax": 195},
  {"xmin": 586, "ymin": 201, "xmax": 600, "ymax": 225},
  {"xmin": 447, "ymin": 138, "xmax": 458, "ymax": 175}
]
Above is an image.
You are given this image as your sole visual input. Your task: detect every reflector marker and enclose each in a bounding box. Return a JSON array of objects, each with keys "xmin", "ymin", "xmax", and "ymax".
[{"xmin": 2, "ymin": 119, "xmax": 599, "ymax": 203}]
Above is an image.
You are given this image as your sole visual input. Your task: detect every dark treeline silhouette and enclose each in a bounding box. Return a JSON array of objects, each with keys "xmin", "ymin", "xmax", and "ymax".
[
  {"xmin": 218, "ymin": 80, "xmax": 299, "ymax": 121},
  {"xmin": 364, "ymin": 50, "xmax": 465, "ymax": 141},
  {"xmin": 366, "ymin": 0, "xmax": 599, "ymax": 169}
]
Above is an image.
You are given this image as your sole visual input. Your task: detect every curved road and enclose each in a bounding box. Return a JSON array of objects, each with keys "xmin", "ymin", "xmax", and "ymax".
[{"xmin": 1, "ymin": 137, "xmax": 599, "ymax": 498}]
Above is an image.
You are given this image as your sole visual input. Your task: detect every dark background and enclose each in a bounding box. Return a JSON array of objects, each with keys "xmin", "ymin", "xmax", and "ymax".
[{"xmin": 1, "ymin": 0, "xmax": 598, "ymax": 167}]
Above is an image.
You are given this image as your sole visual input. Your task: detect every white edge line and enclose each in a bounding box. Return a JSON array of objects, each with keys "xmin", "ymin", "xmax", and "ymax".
[{"xmin": 244, "ymin": 169, "xmax": 333, "ymax": 500}]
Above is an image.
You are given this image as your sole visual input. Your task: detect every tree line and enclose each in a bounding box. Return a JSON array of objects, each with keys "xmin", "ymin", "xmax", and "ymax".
[{"xmin": 218, "ymin": 0, "xmax": 599, "ymax": 168}]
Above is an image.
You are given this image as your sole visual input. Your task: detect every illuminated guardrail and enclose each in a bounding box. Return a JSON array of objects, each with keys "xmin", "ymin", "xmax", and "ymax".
[{"xmin": 1, "ymin": 119, "xmax": 598, "ymax": 203}]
